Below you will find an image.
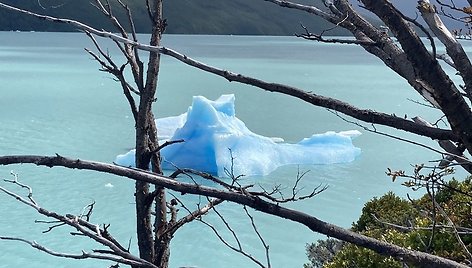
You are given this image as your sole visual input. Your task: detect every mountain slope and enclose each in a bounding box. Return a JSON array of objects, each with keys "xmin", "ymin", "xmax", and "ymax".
[{"xmin": 0, "ymin": 0, "xmax": 349, "ymax": 35}]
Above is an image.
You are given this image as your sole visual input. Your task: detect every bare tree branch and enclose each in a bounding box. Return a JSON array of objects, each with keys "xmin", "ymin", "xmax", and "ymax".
[
  {"xmin": 202, "ymin": 204, "xmax": 268, "ymax": 268},
  {"xmin": 432, "ymin": 193, "xmax": 472, "ymax": 260},
  {"xmin": 0, "ymin": 2, "xmax": 456, "ymax": 143},
  {"xmin": 84, "ymin": 31, "xmax": 139, "ymax": 122},
  {"xmin": 419, "ymin": 0, "xmax": 472, "ymax": 99},
  {"xmin": 2, "ymin": 1, "xmax": 472, "ymax": 267},
  {"xmin": 165, "ymin": 197, "xmax": 223, "ymax": 236},
  {"xmin": 412, "ymin": 116, "xmax": 472, "ymax": 172},
  {"xmin": 254, "ymin": 168, "xmax": 328, "ymax": 204},
  {"xmin": 152, "ymin": 139, "xmax": 184, "ymax": 154},
  {"xmin": 0, "ymin": 236, "xmax": 145, "ymax": 266},
  {"xmin": 329, "ymin": 110, "xmax": 472, "ymax": 171},
  {"xmin": 158, "ymin": 45, "xmax": 456, "ymax": 141},
  {"xmin": 0, "ymin": 181, "xmax": 157, "ymax": 268},
  {"xmin": 371, "ymin": 214, "xmax": 472, "ymax": 235},
  {"xmin": 297, "ymin": 23, "xmax": 378, "ymax": 45},
  {"xmin": 262, "ymin": 0, "xmax": 337, "ymax": 23},
  {"xmin": 5, "ymin": 171, "xmax": 36, "ymax": 205},
  {"xmin": 243, "ymin": 206, "xmax": 271, "ymax": 268},
  {"xmin": 360, "ymin": 0, "xmax": 472, "ymax": 155},
  {"xmin": 0, "ymin": 154, "xmax": 467, "ymax": 267}
]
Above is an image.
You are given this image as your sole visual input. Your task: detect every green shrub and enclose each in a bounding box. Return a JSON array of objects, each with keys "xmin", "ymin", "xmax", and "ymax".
[{"xmin": 305, "ymin": 179, "xmax": 472, "ymax": 267}]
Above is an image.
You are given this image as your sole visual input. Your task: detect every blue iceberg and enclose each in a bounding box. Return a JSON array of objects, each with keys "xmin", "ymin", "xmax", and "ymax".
[{"xmin": 115, "ymin": 94, "xmax": 361, "ymax": 177}]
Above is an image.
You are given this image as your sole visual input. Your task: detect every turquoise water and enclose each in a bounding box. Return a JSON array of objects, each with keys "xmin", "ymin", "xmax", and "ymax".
[{"xmin": 0, "ymin": 32, "xmax": 466, "ymax": 267}]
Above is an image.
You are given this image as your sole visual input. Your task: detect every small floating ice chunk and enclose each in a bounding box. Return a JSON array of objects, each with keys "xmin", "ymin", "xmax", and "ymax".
[
  {"xmin": 270, "ymin": 137, "xmax": 285, "ymax": 143},
  {"xmin": 104, "ymin": 183, "xmax": 114, "ymax": 188},
  {"xmin": 338, "ymin": 130, "xmax": 362, "ymax": 138},
  {"xmin": 115, "ymin": 94, "xmax": 361, "ymax": 177}
]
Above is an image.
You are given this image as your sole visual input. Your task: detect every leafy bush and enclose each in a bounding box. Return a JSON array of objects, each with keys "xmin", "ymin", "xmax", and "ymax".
[{"xmin": 305, "ymin": 179, "xmax": 472, "ymax": 267}]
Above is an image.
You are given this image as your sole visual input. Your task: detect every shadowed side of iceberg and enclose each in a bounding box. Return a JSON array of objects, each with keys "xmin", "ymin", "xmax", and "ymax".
[{"xmin": 115, "ymin": 94, "xmax": 361, "ymax": 177}]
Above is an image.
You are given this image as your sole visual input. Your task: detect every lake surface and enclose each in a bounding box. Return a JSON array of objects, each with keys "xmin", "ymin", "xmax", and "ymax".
[{"xmin": 0, "ymin": 32, "xmax": 466, "ymax": 267}]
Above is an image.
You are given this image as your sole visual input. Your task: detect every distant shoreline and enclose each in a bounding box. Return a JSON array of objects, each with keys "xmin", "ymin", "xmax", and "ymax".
[{"xmin": 1, "ymin": 30, "xmax": 351, "ymax": 38}]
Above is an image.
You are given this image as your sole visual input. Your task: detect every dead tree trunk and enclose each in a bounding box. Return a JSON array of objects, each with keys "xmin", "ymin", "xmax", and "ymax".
[{"xmin": 133, "ymin": 0, "xmax": 168, "ymax": 266}]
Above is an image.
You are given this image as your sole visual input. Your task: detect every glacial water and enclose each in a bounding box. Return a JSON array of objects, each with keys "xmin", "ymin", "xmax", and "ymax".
[{"xmin": 0, "ymin": 32, "xmax": 467, "ymax": 267}]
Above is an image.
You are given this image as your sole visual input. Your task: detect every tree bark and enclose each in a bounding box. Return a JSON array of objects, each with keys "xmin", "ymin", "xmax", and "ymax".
[
  {"xmin": 360, "ymin": 0, "xmax": 472, "ymax": 159},
  {"xmin": 418, "ymin": 0, "xmax": 472, "ymax": 100},
  {"xmin": 134, "ymin": 0, "xmax": 166, "ymax": 265}
]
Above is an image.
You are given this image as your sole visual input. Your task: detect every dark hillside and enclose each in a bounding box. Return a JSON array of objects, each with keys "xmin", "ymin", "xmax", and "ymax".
[{"xmin": 0, "ymin": 0, "xmax": 349, "ymax": 35}]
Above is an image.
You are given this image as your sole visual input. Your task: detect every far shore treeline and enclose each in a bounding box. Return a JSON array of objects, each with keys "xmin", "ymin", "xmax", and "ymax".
[{"xmin": 0, "ymin": 0, "xmax": 352, "ymax": 35}]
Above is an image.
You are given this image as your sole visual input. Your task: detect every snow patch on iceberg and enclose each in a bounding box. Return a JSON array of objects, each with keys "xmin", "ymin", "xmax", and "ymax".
[{"xmin": 115, "ymin": 94, "xmax": 361, "ymax": 177}]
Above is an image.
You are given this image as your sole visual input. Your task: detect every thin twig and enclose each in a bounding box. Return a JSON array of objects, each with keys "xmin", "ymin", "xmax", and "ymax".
[
  {"xmin": 329, "ymin": 110, "xmax": 472, "ymax": 166},
  {"xmin": 4, "ymin": 171, "xmax": 36, "ymax": 205},
  {"xmin": 0, "ymin": 185, "xmax": 155, "ymax": 267},
  {"xmin": 243, "ymin": 206, "xmax": 271, "ymax": 268},
  {"xmin": 0, "ymin": 236, "xmax": 144, "ymax": 266}
]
